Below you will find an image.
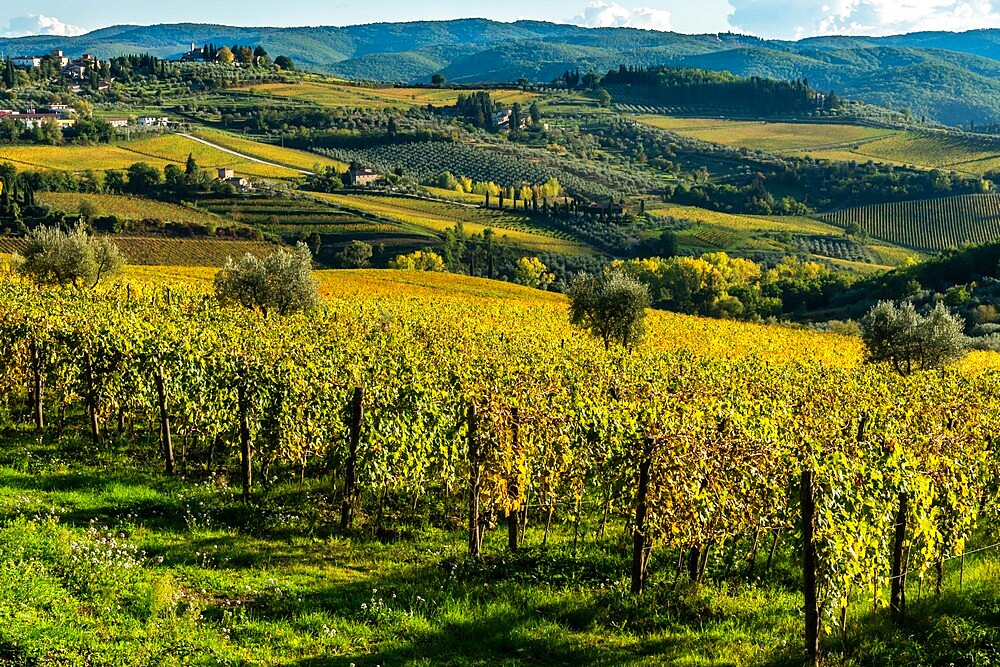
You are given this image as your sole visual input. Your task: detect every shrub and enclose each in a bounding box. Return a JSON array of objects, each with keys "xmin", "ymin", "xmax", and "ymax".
[
  {"xmin": 860, "ymin": 301, "xmax": 968, "ymax": 375},
  {"xmin": 16, "ymin": 223, "xmax": 124, "ymax": 288},
  {"xmin": 214, "ymin": 242, "xmax": 318, "ymax": 316},
  {"xmin": 567, "ymin": 271, "xmax": 650, "ymax": 350}
]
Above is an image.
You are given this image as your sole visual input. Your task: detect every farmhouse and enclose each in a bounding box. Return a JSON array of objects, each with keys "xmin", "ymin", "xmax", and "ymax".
[
  {"xmin": 348, "ymin": 165, "xmax": 381, "ymax": 186},
  {"xmin": 12, "ymin": 113, "xmax": 76, "ymax": 130},
  {"xmin": 217, "ymin": 168, "xmax": 253, "ymax": 192},
  {"xmin": 493, "ymin": 108, "xmax": 512, "ymax": 129},
  {"xmin": 105, "ymin": 117, "xmax": 130, "ymax": 128},
  {"xmin": 138, "ymin": 116, "xmax": 170, "ymax": 127},
  {"xmin": 181, "ymin": 44, "xmax": 206, "ymax": 62}
]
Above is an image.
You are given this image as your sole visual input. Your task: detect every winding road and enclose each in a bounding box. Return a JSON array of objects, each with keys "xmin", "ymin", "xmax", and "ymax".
[{"xmin": 177, "ymin": 133, "xmax": 314, "ymax": 175}]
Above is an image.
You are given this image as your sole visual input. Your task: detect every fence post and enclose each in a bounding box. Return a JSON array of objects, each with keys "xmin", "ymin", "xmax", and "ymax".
[
  {"xmin": 890, "ymin": 491, "xmax": 909, "ymax": 625},
  {"xmin": 630, "ymin": 437, "xmax": 654, "ymax": 594},
  {"xmin": 30, "ymin": 339, "xmax": 44, "ymax": 432},
  {"xmin": 507, "ymin": 406, "xmax": 520, "ymax": 553},
  {"xmin": 153, "ymin": 365, "xmax": 174, "ymax": 476},
  {"xmin": 237, "ymin": 383, "xmax": 252, "ymax": 504},
  {"xmin": 340, "ymin": 387, "xmax": 363, "ymax": 531},
  {"xmin": 801, "ymin": 469, "xmax": 820, "ymax": 666},
  {"xmin": 467, "ymin": 403, "xmax": 481, "ymax": 558}
]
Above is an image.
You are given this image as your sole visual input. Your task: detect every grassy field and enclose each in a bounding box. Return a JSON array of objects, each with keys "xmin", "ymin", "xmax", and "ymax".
[
  {"xmin": 232, "ymin": 81, "xmax": 540, "ymax": 110},
  {"xmin": 646, "ymin": 203, "xmax": 914, "ymax": 266},
  {"xmin": 635, "ymin": 116, "xmax": 896, "ymax": 152},
  {"xmin": 38, "ymin": 192, "xmax": 226, "ymax": 226},
  {"xmin": 314, "ymin": 193, "xmax": 595, "ymax": 255},
  {"xmin": 0, "ymin": 135, "xmax": 304, "ymax": 180},
  {"xmin": 0, "ymin": 236, "xmax": 277, "ymax": 267},
  {"xmin": 820, "ymin": 193, "xmax": 1000, "ymax": 251},
  {"xmin": 634, "ymin": 116, "xmax": 1000, "ymax": 175}
]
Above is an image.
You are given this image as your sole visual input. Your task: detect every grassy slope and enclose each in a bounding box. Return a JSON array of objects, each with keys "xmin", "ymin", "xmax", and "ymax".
[
  {"xmin": 37, "ymin": 192, "xmax": 226, "ymax": 226},
  {"xmin": 314, "ymin": 192, "xmax": 595, "ymax": 255},
  {"xmin": 0, "ymin": 135, "xmax": 303, "ymax": 180},
  {"xmin": 231, "ymin": 81, "xmax": 540, "ymax": 109},
  {"xmin": 634, "ymin": 116, "xmax": 1000, "ymax": 175}
]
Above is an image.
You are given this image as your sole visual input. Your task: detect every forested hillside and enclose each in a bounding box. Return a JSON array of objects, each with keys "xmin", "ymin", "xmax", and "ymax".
[{"xmin": 2, "ymin": 20, "xmax": 1000, "ymax": 125}]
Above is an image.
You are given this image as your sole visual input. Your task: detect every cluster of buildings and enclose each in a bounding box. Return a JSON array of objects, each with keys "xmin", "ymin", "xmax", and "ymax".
[
  {"xmin": 0, "ymin": 106, "xmax": 76, "ymax": 130},
  {"xmin": 217, "ymin": 168, "xmax": 253, "ymax": 192},
  {"xmin": 11, "ymin": 50, "xmax": 101, "ymax": 81}
]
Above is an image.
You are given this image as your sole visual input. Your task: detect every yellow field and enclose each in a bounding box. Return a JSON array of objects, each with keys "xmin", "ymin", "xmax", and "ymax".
[
  {"xmin": 113, "ymin": 262, "xmax": 1000, "ymax": 374},
  {"xmin": 634, "ymin": 116, "xmax": 1000, "ymax": 175},
  {"xmin": 233, "ymin": 81, "xmax": 539, "ymax": 110},
  {"xmin": 191, "ymin": 130, "xmax": 348, "ymax": 173},
  {"xmin": 0, "ymin": 135, "xmax": 304, "ymax": 180},
  {"xmin": 648, "ymin": 204, "xmax": 842, "ymax": 236},
  {"xmin": 422, "ymin": 186, "xmax": 488, "ymax": 204},
  {"xmin": 635, "ymin": 116, "xmax": 894, "ymax": 152},
  {"xmin": 0, "ymin": 144, "xmax": 175, "ymax": 173},
  {"xmin": 313, "ymin": 193, "xmax": 593, "ymax": 255},
  {"xmin": 38, "ymin": 193, "xmax": 225, "ymax": 226},
  {"xmin": 123, "ymin": 135, "xmax": 302, "ymax": 179}
]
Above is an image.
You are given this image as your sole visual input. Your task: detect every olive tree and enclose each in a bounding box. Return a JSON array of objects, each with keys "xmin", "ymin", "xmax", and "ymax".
[
  {"xmin": 214, "ymin": 242, "xmax": 318, "ymax": 316},
  {"xmin": 860, "ymin": 300, "xmax": 968, "ymax": 375},
  {"xmin": 567, "ymin": 271, "xmax": 651, "ymax": 350},
  {"xmin": 16, "ymin": 223, "xmax": 124, "ymax": 288}
]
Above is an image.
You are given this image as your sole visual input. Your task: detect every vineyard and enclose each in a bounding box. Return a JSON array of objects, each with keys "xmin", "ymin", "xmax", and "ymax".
[
  {"xmin": 232, "ymin": 81, "xmax": 539, "ymax": 110},
  {"xmin": 37, "ymin": 193, "xmax": 227, "ymax": 227},
  {"xmin": 0, "ymin": 267, "xmax": 999, "ymax": 664},
  {"xmin": 0, "ymin": 236, "xmax": 277, "ymax": 266},
  {"xmin": 313, "ymin": 140, "xmax": 655, "ymax": 198},
  {"xmin": 820, "ymin": 193, "xmax": 1000, "ymax": 251},
  {"xmin": 196, "ymin": 194, "xmax": 436, "ymax": 256},
  {"xmin": 0, "ymin": 135, "xmax": 304, "ymax": 180},
  {"xmin": 313, "ymin": 193, "xmax": 594, "ymax": 255},
  {"xmin": 633, "ymin": 117, "xmax": 1000, "ymax": 175}
]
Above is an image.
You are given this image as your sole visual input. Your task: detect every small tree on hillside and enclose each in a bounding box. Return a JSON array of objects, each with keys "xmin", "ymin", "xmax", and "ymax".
[
  {"xmin": 860, "ymin": 300, "xmax": 968, "ymax": 375},
  {"xmin": 339, "ymin": 240, "xmax": 373, "ymax": 268},
  {"xmin": 16, "ymin": 223, "xmax": 124, "ymax": 288},
  {"xmin": 214, "ymin": 242, "xmax": 318, "ymax": 316},
  {"xmin": 568, "ymin": 271, "xmax": 650, "ymax": 350}
]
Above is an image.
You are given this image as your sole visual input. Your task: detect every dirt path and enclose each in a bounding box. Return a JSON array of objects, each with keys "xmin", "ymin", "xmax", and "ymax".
[{"xmin": 177, "ymin": 133, "xmax": 313, "ymax": 175}]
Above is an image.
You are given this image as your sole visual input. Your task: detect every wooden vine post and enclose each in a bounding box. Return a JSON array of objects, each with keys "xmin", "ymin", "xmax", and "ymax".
[
  {"xmin": 237, "ymin": 383, "xmax": 252, "ymax": 504},
  {"xmin": 631, "ymin": 437, "xmax": 654, "ymax": 595},
  {"xmin": 507, "ymin": 406, "xmax": 520, "ymax": 553},
  {"xmin": 890, "ymin": 491, "xmax": 909, "ymax": 625},
  {"xmin": 82, "ymin": 351, "xmax": 100, "ymax": 447},
  {"xmin": 340, "ymin": 386, "xmax": 363, "ymax": 531},
  {"xmin": 801, "ymin": 468, "xmax": 820, "ymax": 666},
  {"xmin": 467, "ymin": 402, "xmax": 481, "ymax": 558},
  {"xmin": 30, "ymin": 338, "xmax": 43, "ymax": 432},
  {"xmin": 153, "ymin": 365, "xmax": 174, "ymax": 476}
]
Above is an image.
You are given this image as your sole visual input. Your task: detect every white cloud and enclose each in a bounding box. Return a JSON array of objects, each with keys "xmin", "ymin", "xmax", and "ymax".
[
  {"xmin": 0, "ymin": 14, "xmax": 86, "ymax": 38},
  {"xmin": 728, "ymin": 0, "xmax": 1000, "ymax": 39},
  {"xmin": 575, "ymin": 2, "xmax": 673, "ymax": 31}
]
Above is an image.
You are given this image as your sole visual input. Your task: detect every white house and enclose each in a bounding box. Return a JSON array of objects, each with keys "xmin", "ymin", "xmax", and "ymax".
[
  {"xmin": 137, "ymin": 116, "xmax": 170, "ymax": 127},
  {"xmin": 12, "ymin": 56, "xmax": 41, "ymax": 68},
  {"xmin": 105, "ymin": 117, "xmax": 130, "ymax": 128}
]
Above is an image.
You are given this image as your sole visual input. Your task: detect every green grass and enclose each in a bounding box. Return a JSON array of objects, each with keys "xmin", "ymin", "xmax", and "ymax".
[{"xmin": 0, "ymin": 424, "xmax": 996, "ymax": 666}]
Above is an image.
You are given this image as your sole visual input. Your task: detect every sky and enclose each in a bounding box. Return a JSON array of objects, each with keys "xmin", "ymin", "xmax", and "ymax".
[{"xmin": 2, "ymin": 0, "xmax": 1000, "ymax": 40}]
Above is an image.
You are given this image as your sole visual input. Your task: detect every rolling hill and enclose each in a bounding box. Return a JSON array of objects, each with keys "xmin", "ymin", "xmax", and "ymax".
[{"xmin": 2, "ymin": 21, "xmax": 1000, "ymax": 125}]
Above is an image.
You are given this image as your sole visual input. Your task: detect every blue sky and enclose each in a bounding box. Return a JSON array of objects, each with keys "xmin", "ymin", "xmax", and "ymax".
[{"xmin": 2, "ymin": 1, "xmax": 1000, "ymax": 40}]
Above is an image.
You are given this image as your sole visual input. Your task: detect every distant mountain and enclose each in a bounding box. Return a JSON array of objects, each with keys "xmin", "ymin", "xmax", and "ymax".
[{"xmin": 2, "ymin": 20, "xmax": 1000, "ymax": 125}]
